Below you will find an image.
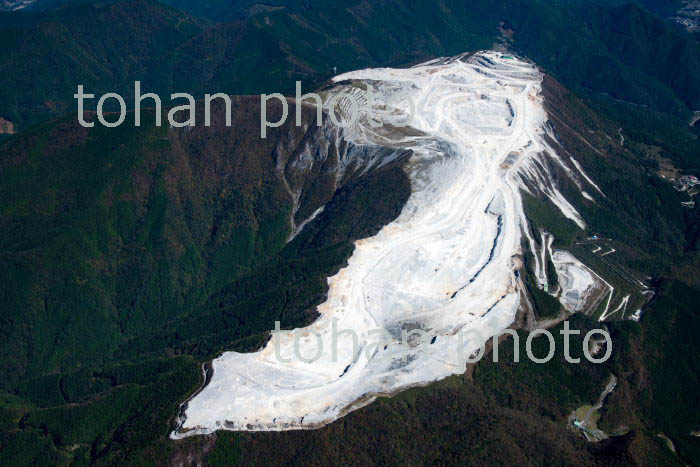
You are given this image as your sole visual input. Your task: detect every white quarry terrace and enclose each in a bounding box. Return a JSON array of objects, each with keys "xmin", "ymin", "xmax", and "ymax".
[
  {"xmin": 172, "ymin": 51, "xmax": 601, "ymax": 437},
  {"xmin": 552, "ymin": 250, "xmax": 607, "ymax": 313}
]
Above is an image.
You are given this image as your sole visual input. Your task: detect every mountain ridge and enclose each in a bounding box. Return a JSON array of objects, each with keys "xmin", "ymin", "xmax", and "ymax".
[{"xmin": 2, "ymin": 0, "xmax": 700, "ymax": 135}]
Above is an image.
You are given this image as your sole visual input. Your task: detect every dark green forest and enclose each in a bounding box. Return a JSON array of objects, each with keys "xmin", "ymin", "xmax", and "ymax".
[
  {"xmin": 0, "ymin": 0, "xmax": 699, "ymax": 465},
  {"xmin": 2, "ymin": 0, "xmax": 700, "ymax": 133}
]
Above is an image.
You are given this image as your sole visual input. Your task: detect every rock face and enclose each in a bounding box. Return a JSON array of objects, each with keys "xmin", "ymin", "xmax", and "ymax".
[
  {"xmin": 0, "ymin": 0, "xmax": 36, "ymax": 11},
  {"xmin": 173, "ymin": 51, "xmax": 605, "ymax": 437},
  {"xmin": 0, "ymin": 117, "xmax": 14, "ymax": 134}
]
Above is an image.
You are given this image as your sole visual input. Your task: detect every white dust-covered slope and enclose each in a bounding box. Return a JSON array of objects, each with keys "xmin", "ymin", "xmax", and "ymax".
[
  {"xmin": 551, "ymin": 250, "xmax": 608, "ymax": 313},
  {"xmin": 172, "ymin": 52, "xmax": 592, "ymax": 437}
]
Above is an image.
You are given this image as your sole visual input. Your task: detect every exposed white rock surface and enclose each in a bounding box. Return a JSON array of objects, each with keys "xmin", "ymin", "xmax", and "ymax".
[
  {"xmin": 551, "ymin": 250, "xmax": 598, "ymax": 313},
  {"xmin": 0, "ymin": 0, "xmax": 36, "ymax": 11},
  {"xmin": 172, "ymin": 51, "xmax": 595, "ymax": 437}
]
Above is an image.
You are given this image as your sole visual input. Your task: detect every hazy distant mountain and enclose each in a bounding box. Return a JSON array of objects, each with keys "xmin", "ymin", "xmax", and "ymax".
[
  {"xmin": 0, "ymin": 0, "xmax": 123, "ymax": 11},
  {"xmin": 2, "ymin": 0, "xmax": 700, "ymax": 133}
]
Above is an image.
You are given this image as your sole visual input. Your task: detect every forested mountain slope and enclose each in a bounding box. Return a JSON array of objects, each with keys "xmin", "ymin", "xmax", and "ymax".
[
  {"xmin": 1, "ymin": 68, "xmax": 698, "ymax": 464},
  {"xmin": 0, "ymin": 1, "xmax": 699, "ymax": 465},
  {"xmin": 2, "ymin": 0, "xmax": 700, "ymax": 132}
]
